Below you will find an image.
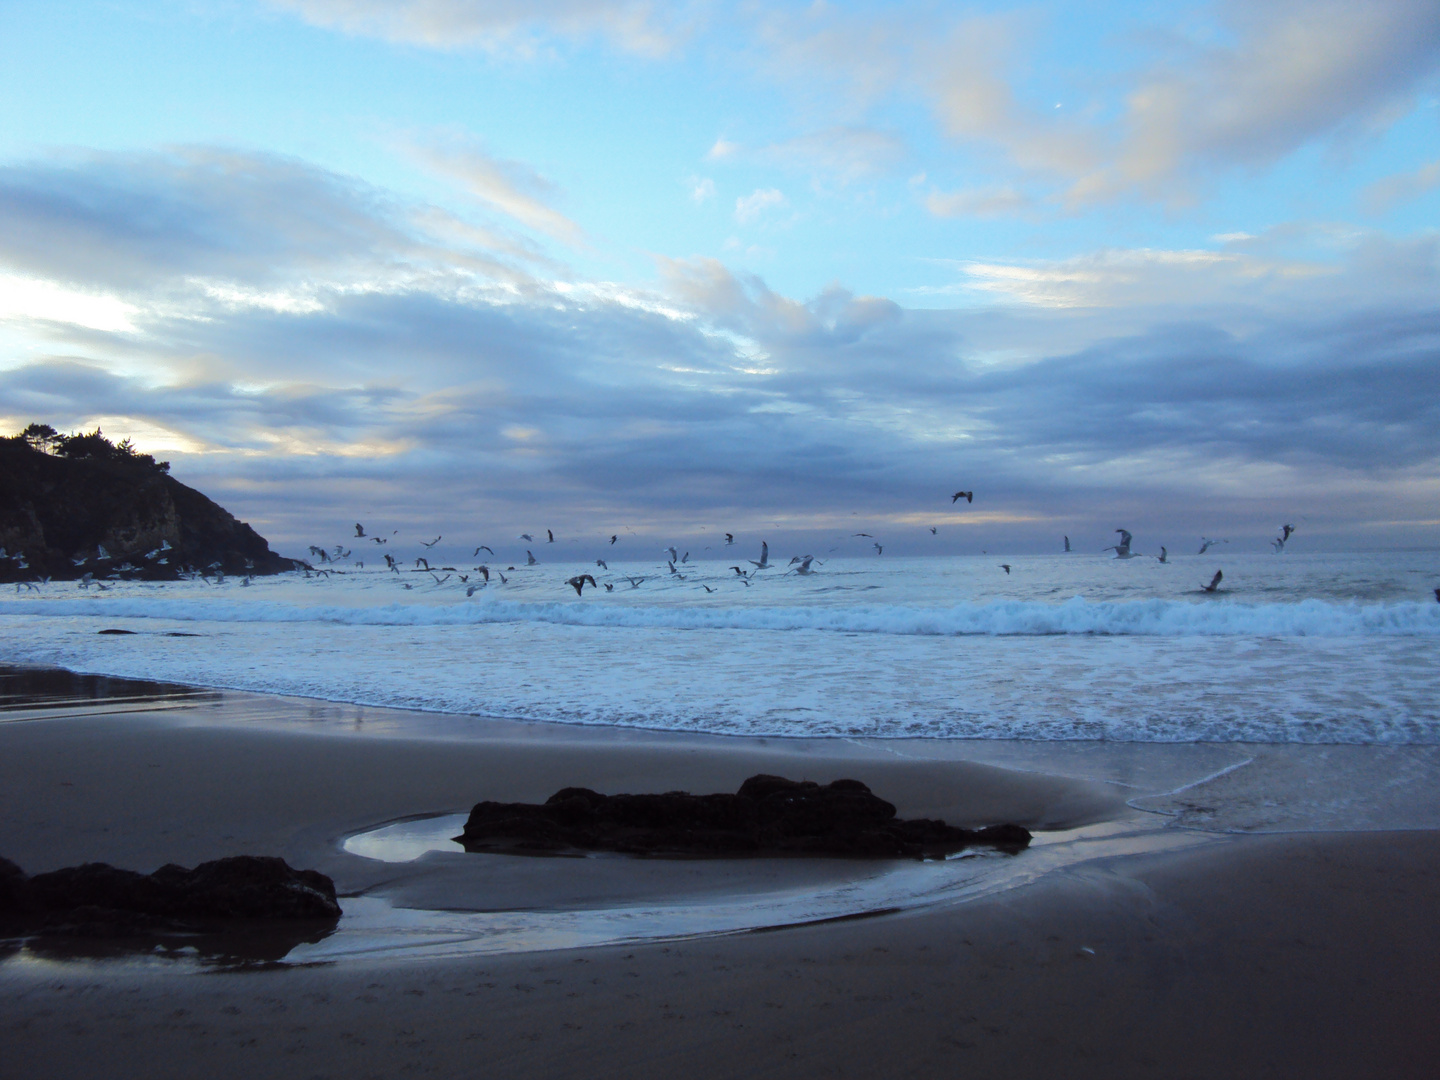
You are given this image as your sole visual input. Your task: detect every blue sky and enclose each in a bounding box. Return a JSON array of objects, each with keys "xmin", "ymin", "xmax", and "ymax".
[{"xmin": 1, "ymin": 0, "xmax": 1437, "ymax": 556}]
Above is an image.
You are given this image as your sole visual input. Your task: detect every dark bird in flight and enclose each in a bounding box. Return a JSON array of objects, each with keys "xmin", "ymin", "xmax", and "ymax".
[
  {"xmin": 567, "ymin": 574, "xmax": 597, "ymax": 596},
  {"xmin": 354, "ymin": 523, "xmax": 366, "ymax": 537},
  {"xmin": 422, "ymin": 536, "xmax": 442, "ymax": 548},
  {"xmin": 476, "ymin": 565, "xmax": 489, "ymax": 581},
  {"xmin": 725, "ymin": 533, "xmax": 734, "ymax": 545},
  {"xmin": 1000, "ymin": 564, "xmax": 1011, "ymax": 574},
  {"xmin": 1064, "ymin": 536, "xmax": 1070, "ymax": 552},
  {"xmin": 700, "ymin": 585, "xmax": 715, "ymax": 593},
  {"xmin": 415, "ymin": 557, "xmax": 430, "ymax": 570},
  {"xmin": 519, "ymin": 534, "xmax": 534, "ymax": 542},
  {"xmin": 952, "ymin": 491, "xmax": 973, "ymax": 504},
  {"xmin": 852, "ymin": 533, "xmax": 873, "ymax": 538},
  {"xmin": 526, "ymin": 551, "xmax": 538, "ymax": 565},
  {"xmin": 1198, "ymin": 537, "xmax": 1227, "ymax": 555},
  {"xmin": 1272, "ymin": 523, "xmax": 1297, "ymax": 552},
  {"xmin": 371, "ymin": 536, "xmax": 387, "ymax": 545},
  {"xmin": 873, "ymin": 543, "xmax": 883, "ymax": 555},
  {"xmin": 596, "ymin": 559, "xmax": 608, "ymax": 570},
  {"xmin": 474, "ymin": 545, "xmax": 494, "ymax": 556},
  {"xmin": 1202, "ymin": 570, "xmax": 1223, "ymax": 593},
  {"xmin": 610, "ymin": 535, "xmax": 618, "ymax": 545},
  {"xmin": 929, "ymin": 527, "xmax": 937, "ymax": 535},
  {"xmin": 547, "ymin": 529, "xmax": 554, "ymax": 543}
]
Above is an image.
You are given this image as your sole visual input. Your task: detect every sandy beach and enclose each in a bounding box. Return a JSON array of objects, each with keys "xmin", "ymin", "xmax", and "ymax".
[{"xmin": 3, "ymin": 669, "xmax": 1438, "ymax": 1078}]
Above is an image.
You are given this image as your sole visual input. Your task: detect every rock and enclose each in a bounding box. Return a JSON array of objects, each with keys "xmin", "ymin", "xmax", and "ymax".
[
  {"xmin": 0, "ymin": 434, "xmax": 301, "ymax": 583},
  {"xmin": 0, "ymin": 855, "xmax": 340, "ymax": 938},
  {"xmin": 457, "ymin": 774, "xmax": 1031, "ymax": 859}
]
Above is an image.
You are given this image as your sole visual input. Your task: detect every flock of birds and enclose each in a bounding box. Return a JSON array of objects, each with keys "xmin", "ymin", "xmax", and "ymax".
[
  {"xmin": 0, "ymin": 487, "xmax": 1327, "ymax": 599},
  {"xmin": 266, "ymin": 493, "xmax": 1314, "ymax": 601}
]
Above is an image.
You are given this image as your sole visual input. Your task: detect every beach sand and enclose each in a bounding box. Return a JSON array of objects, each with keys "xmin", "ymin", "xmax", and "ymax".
[{"xmin": 2, "ymin": 671, "xmax": 1437, "ymax": 1078}]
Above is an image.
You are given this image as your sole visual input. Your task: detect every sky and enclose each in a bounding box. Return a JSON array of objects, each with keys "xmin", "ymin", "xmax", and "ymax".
[{"xmin": 1, "ymin": 0, "xmax": 1437, "ymax": 557}]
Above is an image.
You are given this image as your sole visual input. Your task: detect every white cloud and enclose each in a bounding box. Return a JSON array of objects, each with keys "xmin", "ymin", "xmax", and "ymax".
[
  {"xmin": 271, "ymin": 0, "xmax": 703, "ymax": 57},
  {"xmin": 689, "ymin": 176, "xmax": 716, "ymax": 203},
  {"xmin": 409, "ymin": 141, "xmax": 585, "ymax": 247},
  {"xmin": 1071, "ymin": 0, "xmax": 1440, "ymax": 203},
  {"xmin": 705, "ymin": 137, "xmax": 739, "ymax": 161},
  {"xmin": 0, "ymin": 273, "xmax": 138, "ymax": 333},
  {"xmin": 734, "ymin": 187, "xmax": 786, "ymax": 224},
  {"xmin": 925, "ymin": 185, "xmax": 1030, "ymax": 219},
  {"xmin": 1362, "ymin": 160, "xmax": 1440, "ymax": 214}
]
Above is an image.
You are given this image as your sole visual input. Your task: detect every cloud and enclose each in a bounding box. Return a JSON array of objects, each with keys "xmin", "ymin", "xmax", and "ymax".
[
  {"xmin": 689, "ymin": 176, "xmax": 716, "ymax": 203},
  {"xmin": 924, "ymin": 185, "xmax": 1031, "ymax": 219},
  {"xmin": 271, "ymin": 0, "xmax": 704, "ymax": 57},
  {"xmin": 1362, "ymin": 160, "xmax": 1440, "ymax": 214},
  {"xmin": 743, "ymin": 1, "xmax": 1440, "ymax": 207},
  {"xmin": 745, "ymin": 127, "xmax": 907, "ymax": 184},
  {"xmin": 1072, "ymin": 0, "xmax": 1440, "ymax": 203},
  {"xmin": 0, "ymin": 148, "xmax": 426, "ymax": 293},
  {"xmin": 3, "ymin": 146, "xmax": 1438, "ymax": 551},
  {"xmin": 734, "ymin": 187, "xmax": 786, "ymax": 224},
  {"xmin": 409, "ymin": 140, "xmax": 585, "ymax": 246}
]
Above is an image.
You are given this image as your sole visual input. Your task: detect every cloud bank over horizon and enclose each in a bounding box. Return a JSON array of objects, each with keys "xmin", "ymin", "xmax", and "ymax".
[{"xmin": 1, "ymin": 2, "xmax": 1437, "ymax": 554}]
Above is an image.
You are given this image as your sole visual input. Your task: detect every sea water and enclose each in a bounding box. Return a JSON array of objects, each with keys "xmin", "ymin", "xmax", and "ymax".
[{"xmin": 2, "ymin": 551, "xmax": 1437, "ymax": 744}]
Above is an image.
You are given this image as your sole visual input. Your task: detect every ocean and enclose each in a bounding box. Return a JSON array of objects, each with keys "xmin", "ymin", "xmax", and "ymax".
[{"xmin": 3, "ymin": 550, "xmax": 1438, "ymax": 745}]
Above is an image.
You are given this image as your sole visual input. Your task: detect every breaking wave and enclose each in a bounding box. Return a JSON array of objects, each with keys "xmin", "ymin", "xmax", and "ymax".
[{"xmin": 9, "ymin": 595, "xmax": 1440, "ymax": 637}]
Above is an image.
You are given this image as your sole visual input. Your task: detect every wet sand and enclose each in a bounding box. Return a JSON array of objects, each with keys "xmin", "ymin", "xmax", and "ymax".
[{"xmin": 2, "ymin": 670, "xmax": 1438, "ymax": 1077}]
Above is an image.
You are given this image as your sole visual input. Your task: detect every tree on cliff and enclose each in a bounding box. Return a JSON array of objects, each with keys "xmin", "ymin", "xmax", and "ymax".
[{"xmin": 6, "ymin": 424, "xmax": 170, "ymax": 475}]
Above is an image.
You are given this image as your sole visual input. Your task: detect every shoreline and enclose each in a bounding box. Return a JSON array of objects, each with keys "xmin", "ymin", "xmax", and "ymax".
[{"xmin": 3, "ymin": 667, "xmax": 1439, "ymax": 1076}]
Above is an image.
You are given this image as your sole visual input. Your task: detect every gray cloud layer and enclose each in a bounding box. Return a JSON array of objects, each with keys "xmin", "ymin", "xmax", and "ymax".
[{"xmin": 2, "ymin": 149, "xmax": 1437, "ymax": 552}]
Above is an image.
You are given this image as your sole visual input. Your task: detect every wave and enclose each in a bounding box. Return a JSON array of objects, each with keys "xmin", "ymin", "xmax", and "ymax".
[{"xmin": 6, "ymin": 595, "xmax": 1440, "ymax": 637}]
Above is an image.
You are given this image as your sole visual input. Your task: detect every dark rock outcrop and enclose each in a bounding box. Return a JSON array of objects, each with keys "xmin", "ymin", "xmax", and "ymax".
[
  {"xmin": 0, "ymin": 855, "xmax": 341, "ymax": 938},
  {"xmin": 457, "ymin": 774, "xmax": 1032, "ymax": 859},
  {"xmin": 0, "ymin": 437, "xmax": 300, "ymax": 583}
]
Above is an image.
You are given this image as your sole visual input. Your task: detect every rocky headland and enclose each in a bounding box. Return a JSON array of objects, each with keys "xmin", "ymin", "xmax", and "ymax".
[{"xmin": 0, "ymin": 425, "xmax": 300, "ymax": 583}]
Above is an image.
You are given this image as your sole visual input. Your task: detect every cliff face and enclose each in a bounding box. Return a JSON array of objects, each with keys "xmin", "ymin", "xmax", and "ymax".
[{"xmin": 0, "ymin": 440, "xmax": 299, "ymax": 583}]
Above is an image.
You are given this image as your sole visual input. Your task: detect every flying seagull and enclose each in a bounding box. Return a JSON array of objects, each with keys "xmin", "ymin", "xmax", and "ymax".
[
  {"xmin": 1272, "ymin": 524, "xmax": 1297, "ymax": 553},
  {"xmin": 789, "ymin": 555, "xmax": 816, "ymax": 575},
  {"xmin": 724, "ymin": 533, "xmax": 734, "ymax": 545},
  {"xmin": 1105, "ymin": 529, "xmax": 1138, "ymax": 559},
  {"xmin": 1198, "ymin": 538, "xmax": 1227, "ymax": 555},
  {"xmin": 930, "ymin": 527, "xmax": 937, "ymax": 535},
  {"xmin": 354, "ymin": 523, "xmax": 366, "ymax": 538},
  {"xmin": 422, "ymin": 536, "xmax": 442, "ymax": 548},
  {"xmin": 1064, "ymin": 536, "xmax": 1070, "ymax": 552},
  {"xmin": 1000, "ymin": 564, "xmax": 1011, "ymax": 574},
  {"xmin": 852, "ymin": 533, "xmax": 873, "ymax": 538},
  {"xmin": 1156, "ymin": 546, "xmax": 1168, "ymax": 564},
  {"xmin": 566, "ymin": 574, "xmax": 598, "ymax": 596},
  {"xmin": 526, "ymin": 551, "xmax": 538, "ymax": 566},
  {"xmin": 952, "ymin": 491, "xmax": 973, "ymax": 504},
  {"xmin": 610, "ymin": 535, "xmax": 618, "ymax": 545},
  {"xmin": 547, "ymin": 529, "xmax": 554, "ymax": 543},
  {"xmin": 750, "ymin": 541, "xmax": 770, "ymax": 569},
  {"xmin": 596, "ymin": 559, "xmax": 608, "ymax": 570},
  {"xmin": 665, "ymin": 546, "xmax": 678, "ymax": 564},
  {"xmin": 474, "ymin": 545, "xmax": 494, "ymax": 556},
  {"xmin": 519, "ymin": 534, "xmax": 534, "ymax": 542},
  {"xmin": 1202, "ymin": 570, "xmax": 1223, "ymax": 593},
  {"xmin": 873, "ymin": 542, "xmax": 883, "ymax": 555}
]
